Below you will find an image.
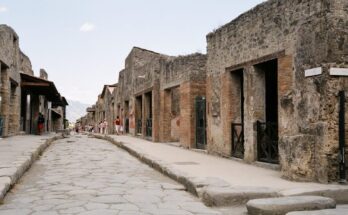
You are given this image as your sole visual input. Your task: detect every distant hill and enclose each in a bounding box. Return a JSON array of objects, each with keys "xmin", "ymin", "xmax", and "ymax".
[{"xmin": 66, "ymin": 99, "xmax": 91, "ymax": 122}]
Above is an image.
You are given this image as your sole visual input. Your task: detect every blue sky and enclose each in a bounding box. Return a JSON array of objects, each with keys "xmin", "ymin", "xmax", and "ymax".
[{"xmin": 0, "ymin": 0, "xmax": 265, "ymax": 104}]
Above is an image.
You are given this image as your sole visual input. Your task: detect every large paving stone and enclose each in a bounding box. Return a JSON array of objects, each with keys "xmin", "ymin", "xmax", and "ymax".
[
  {"xmin": 0, "ymin": 136, "xmax": 223, "ymax": 214},
  {"xmin": 287, "ymin": 208, "xmax": 348, "ymax": 215},
  {"xmin": 246, "ymin": 196, "xmax": 336, "ymax": 215},
  {"xmin": 202, "ymin": 186, "xmax": 279, "ymax": 206}
]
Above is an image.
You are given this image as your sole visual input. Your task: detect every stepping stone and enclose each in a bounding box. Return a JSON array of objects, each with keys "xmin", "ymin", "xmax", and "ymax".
[
  {"xmin": 246, "ymin": 196, "xmax": 336, "ymax": 215},
  {"xmin": 202, "ymin": 186, "xmax": 279, "ymax": 206},
  {"xmin": 287, "ymin": 208, "xmax": 348, "ymax": 215},
  {"xmin": 280, "ymin": 187, "xmax": 348, "ymax": 204}
]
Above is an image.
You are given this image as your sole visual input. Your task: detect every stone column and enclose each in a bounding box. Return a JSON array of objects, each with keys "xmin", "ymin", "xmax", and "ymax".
[
  {"xmin": 0, "ymin": 68, "xmax": 9, "ymax": 137},
  {"xmin": 243, "ymin": 66, "xmax": 266, "ymax": 163}
]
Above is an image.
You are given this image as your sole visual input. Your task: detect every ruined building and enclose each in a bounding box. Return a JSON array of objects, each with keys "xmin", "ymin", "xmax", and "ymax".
[
  {"xmin": 81, "ymin": 0, "xmax": 347, "ymax": 183},
  {"xmin": 206, "ymin": 0, "xmax": 347, "ymax": 183},
  {"xmin": 0, "ymin": 25, "xmax": 68, "ymax": 137},
  {"xmin": 84, "ymin": 47, "xmax": 207, "ymax": 148}
]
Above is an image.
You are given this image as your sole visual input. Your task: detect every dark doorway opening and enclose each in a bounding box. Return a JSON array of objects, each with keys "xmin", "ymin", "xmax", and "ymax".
[
  {"xmin": 135, "ymin": 96, "xmax": 142, "ymax": 135},
  {"xmin": 124, "ymin": 100, "xmax": 129, "ymax": 134},
  {"xmin": 195, "ymin": 96, "xmax": 206, "ymax": 149},
  {"xmin": 145, "ymin": 92, "xmax": 152, "ymax": 137},
  {"xmin": 255, "ymin": 59, "xmax": 279, "ymax": 164},
  {"xmin": 231, "ymin": 69, "xmax": 244, "ymax": 159}
]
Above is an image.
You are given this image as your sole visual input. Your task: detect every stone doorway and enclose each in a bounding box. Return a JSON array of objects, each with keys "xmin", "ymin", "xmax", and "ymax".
[
  {"xmin": 341, "ymin": 91, "xmax": 348, "ymax": 181},
  {"xmin": 162, "ymin": 87, "xmax": 181, "ymax": 143},
  {"xmin": 231, "ymin": 69, "xmax": 244, "ymax": 159},
  {"xmin": 124, "ymin": 100, "xmax": 130, "ymax": 134},
  {"xmin": 195, "ymin": 96, "xmax": 206, "ymax": 150},
  {"xmin": 144, "ymin": 91, "xmax": 152, "ymax": 138},
  {"xmin": 254, "ymin": 59, "xmax": 279, "ymax": 164},
  {"xmin": 135, "ymin": 95, "xmax": 143, "ymax": 135}
]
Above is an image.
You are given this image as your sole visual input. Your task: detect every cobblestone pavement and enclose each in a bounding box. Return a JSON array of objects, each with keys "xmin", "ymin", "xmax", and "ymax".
[{"xmin": 0, "ymin": 135, "xmax": 222, "ymax": 215}]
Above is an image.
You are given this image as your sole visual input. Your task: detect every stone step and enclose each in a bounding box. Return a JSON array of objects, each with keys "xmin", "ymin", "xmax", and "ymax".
[
  {"xmin": 246, "ymin": 196, "xmax": 336, "ymax": 215},
  {"xmin": 287, "ymin": 208, "xmax": 348, "ymax": 215},
  {"xmin": 201, "ymin": 186, "xmax": 279, "ymax": 207},
  {"xmin": 279, "ymin": 187, "xmax": 348, "ymax": 204}
]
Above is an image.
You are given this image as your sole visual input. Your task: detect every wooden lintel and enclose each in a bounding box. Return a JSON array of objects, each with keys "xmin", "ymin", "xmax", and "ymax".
[{"xmin": 21, "ymin": 82, "xmax": 50, "ymax": 87}]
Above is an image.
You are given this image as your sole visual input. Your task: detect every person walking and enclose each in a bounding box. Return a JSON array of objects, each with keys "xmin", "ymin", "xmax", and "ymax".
[
  {"xmin": 104, "ymin": 119, "xmax": 108, "ymax": 135},
  {"xmin": 114, "ymin": 116, "xmax": 121, "ymax": 135},
  {"xmin": 99, "ymin": 122, "xmax": 102, "ymax": 133},
  {"xmin": 119, "ymin": 116, "xmax": 124, "ymax": 135},
  {"xmin": 100, "ymin": 121, "xmax": 104, "ymax": 134},
  {"xmin": 37, "ymin": 113, "xmax": 45, "ymax": 135}
]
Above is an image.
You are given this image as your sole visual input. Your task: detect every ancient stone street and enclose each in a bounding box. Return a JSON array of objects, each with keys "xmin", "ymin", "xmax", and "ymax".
[{"xmin": 0, "ymin": 135, "xmax": 221, "ymax": 215}]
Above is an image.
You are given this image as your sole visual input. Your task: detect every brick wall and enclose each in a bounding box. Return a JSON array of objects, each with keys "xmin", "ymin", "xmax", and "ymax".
[{"xmin": 180, "ymin": 81, "xmax": 206, "ymax": 148}]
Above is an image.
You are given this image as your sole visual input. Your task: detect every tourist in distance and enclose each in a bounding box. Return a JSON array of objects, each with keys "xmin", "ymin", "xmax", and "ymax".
[
  {"xmin": 104, "ymin": 119, "xmax": 108, "ymax": 135},
  {"xmin": 114, "ymin": 116, "xmax": 121, "ymax": 135},
  {"xmin": 37, "ymin": 113, "xmax": 45, "ymax": 135}
]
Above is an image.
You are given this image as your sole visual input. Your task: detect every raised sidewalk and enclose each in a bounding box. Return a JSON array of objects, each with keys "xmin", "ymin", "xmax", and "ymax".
[
  {"xmin": 93, "ymin": 134, "xmax": 348, "ymax": 207},
  {"xmin": 0, "ymin": 134, "xmax": 63, "ymax": 202}
]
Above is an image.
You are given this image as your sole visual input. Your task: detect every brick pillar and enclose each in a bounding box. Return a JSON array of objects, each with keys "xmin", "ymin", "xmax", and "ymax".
[
  {"xmin": 159, "ymin": 89, "xmax": 171, "ymax": 142},
  {"xmin": 221, "ymin": 71, "xmax": 234, "ymax": 156},
  {"xmin": 180, "ymin": 81, "xmax": 206, "ymax": 149},
  {"xmin": 133, "ymin": 96, "xmax": 141, "ymax": 136},
  {"xmin": 179, "ymin": 82, "xmax": 190, "ymax": 148},
  {"xmin": 278, "ymin": 55, "xmax": 293, "ymax": 137},
  {"xmin": 152, "ymin": 81, "xmax": 160, "ymax": 142}
]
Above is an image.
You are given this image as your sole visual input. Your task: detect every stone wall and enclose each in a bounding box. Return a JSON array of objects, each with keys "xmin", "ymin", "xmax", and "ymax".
[
  {"xmin": 20, "ymin": 51, "xmax": 34, "ymax": 76},
  {"xmin": 84, "ymin": 47, "xmax": 207, "ymax": 146},
  {"xmin": 122, "ymin": 47, "xmax": 167, "ymax": 140},
  {"xmin": 159, "ymin": 53, "xmax": 207, "ymax": 147},
  {"xmin": 206, "ymin": 0, "xmax": 347, "ymax": 182},
  {"xmin": 40, "ymin": 69, "xmax": 48, "ymax": 80},
  {"xmin": 161, "ymin": 54, "xmax": 207, "ymax": 90},
  {"xmin": 1, "ymin": 25, "xmax": 67, "ymax": 137},
  {"xmin": 0, "ymin": 25, "xmax": 22, "ymax": 137}
]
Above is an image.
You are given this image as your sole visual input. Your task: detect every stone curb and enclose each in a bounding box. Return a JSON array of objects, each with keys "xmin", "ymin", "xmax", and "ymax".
[
  {"xmin": 279, "ymin": 187, "xmax": 348, "ymax": 204},
  {"xmin": 0, "ymin": 135, "xmax": 65, "ymax": 203},
  {"xmin": 91, "ymin": 134, "xmax": 348, "ymax": 207},
  {"xmin": 92, "ymin": 134, "xmax": 199, "ymax": 196},
  {"xmin": 91, "ymin": 134, "xmax": 282, "ymax": 207},
  {"xmin": 202, "ymin": 186, "xmax": 280, "ymax": 207}
]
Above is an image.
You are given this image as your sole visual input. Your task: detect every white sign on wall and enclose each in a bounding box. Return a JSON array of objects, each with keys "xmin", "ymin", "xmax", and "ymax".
[
  {"xmin": 305, "ymin": 67, "xmax": 322, "ymax": 77},
  {"xmin": 330, "ymin": 68, "xmax": 348, "ymax": 76}
]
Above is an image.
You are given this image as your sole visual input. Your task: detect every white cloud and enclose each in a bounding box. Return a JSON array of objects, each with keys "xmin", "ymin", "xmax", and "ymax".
[
  {"xmin": 0, "ymin": 6, "xmax": 8, "ymax": 13},
  {"xmin": 79, "ymin": 22, "xmax": 95, "ymax": 32}
]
